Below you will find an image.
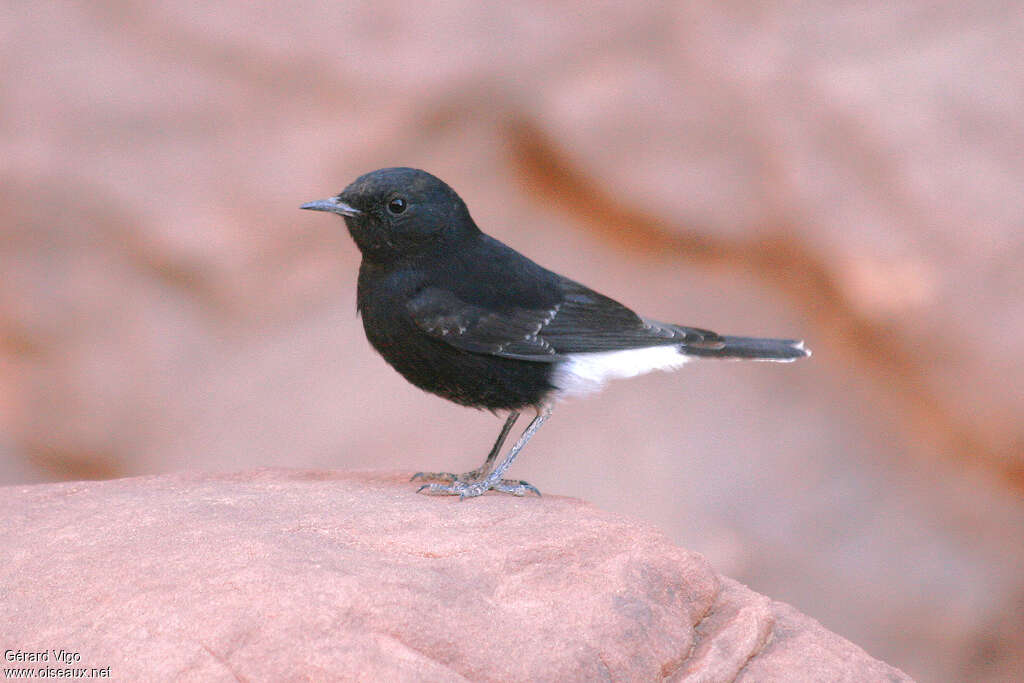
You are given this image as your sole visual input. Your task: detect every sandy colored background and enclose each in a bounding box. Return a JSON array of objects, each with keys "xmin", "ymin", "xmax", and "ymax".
[{"xmin": 2, "ymin": 3, "xmax": 1022, "ymax": 681}]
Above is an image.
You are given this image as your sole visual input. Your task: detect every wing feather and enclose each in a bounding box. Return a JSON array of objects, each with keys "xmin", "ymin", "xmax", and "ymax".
[{"xmin": 407, "ymin": 280, "xmax": 724, "ymax": 361}]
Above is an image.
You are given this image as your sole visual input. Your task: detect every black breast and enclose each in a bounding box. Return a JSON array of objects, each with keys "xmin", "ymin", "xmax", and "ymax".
[{"xmin": 356, "ymin": 261, "xmax": 555, "ymax": 411}]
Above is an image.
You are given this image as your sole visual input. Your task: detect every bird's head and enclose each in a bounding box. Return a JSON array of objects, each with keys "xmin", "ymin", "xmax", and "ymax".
[{"xmin": 301, "ymin": 167, "xmax": 478, "ymax": 263}]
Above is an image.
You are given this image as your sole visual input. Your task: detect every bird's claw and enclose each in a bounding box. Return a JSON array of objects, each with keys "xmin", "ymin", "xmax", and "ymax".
[
  {"xmin": 415, "ymin": 478, "xmax": 541, "ymax": 499},
  {"xmin": 492, "ymin": 479, "xmax": 541, "ymax": 497}
]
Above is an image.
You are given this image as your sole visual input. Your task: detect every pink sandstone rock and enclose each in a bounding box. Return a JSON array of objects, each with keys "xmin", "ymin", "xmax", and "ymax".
[{"xmin": 0, "ymin": 470, "xmax": 908, "ymax": 681}]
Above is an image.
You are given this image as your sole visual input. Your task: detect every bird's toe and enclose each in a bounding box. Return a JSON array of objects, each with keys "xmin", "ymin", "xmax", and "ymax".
[
  {"xmin": 410, "ymin": 471, "xmax": 457, "ymax": 483},
  {"xmin": 491, "ymin": 479, "xmax": 541, "ymax": 497}
]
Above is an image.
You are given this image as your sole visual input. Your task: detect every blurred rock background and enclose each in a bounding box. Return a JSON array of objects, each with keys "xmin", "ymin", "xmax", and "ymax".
[{"xmin": 1, "ymin": 2, "xmax": 1021, "ymax": 681}]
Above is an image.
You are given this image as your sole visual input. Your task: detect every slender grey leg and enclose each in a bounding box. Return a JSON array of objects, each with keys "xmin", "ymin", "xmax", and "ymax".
[
  {"xmin": 411, "ymin": 411, "xmax": 520, "ymax": 483},
  {"xmin": 418, "ymin": 405, "xmax": 552, "ymax": 499},
  {"xmin": 463, "ymin": 411, "xmax": 520, "ymax": 480}
]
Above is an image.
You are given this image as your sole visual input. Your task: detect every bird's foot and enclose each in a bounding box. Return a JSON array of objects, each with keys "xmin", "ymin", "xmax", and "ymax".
[
  {"xmin": 416, "ymin": 477, "xmax": 540, "ymax": 499},
  {"xmin": 491, "ymin": 479, "xmax": 541, "ymax": 497},
  {"xmin": 410, "ymin": 465, "xmax": 492, "ymax": 484},
  {"xmin": 410, "ymin": 470, "xmax": 457, "ymax": 483}
]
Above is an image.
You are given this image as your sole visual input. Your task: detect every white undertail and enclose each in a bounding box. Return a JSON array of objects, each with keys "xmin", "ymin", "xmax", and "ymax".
[{"xmin": 551, "ymin": 346, "xmax": 692, "ymax": 398}]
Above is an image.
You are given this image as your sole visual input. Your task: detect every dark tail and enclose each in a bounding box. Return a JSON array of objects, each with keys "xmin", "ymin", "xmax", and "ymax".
[{"xmin": 684, "ymin": 336, "xmax": 810, "ymax": 362}]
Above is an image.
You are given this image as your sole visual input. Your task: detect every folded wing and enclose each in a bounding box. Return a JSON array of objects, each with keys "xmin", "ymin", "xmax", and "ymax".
[{"xmin": 407, "ymin": 280, "xmax": 724, "ymax": 362}]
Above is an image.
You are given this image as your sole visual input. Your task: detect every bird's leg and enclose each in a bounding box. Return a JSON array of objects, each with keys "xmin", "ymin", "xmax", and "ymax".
[
  {"xmin": 417, "ymin": 406, "xmax": 552, "ymax": 499},
  {"xmin": 458, "ymin": 410, "xmax": 521, "ymax": 481},
  {"xmin": 411, "ymin": 411, "xmax": 520, "ymax": 484}
]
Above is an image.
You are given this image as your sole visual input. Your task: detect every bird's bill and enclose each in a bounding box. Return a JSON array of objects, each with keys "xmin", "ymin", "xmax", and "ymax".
[{"xmin": 300, "ymin": 197, "xmax": 361, "ymax": 217}]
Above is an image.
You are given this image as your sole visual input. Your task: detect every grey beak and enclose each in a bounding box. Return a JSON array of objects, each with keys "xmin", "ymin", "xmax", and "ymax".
[{"xmin": 300, "ymin": 197, "xmax": 361, "ymax": 217}]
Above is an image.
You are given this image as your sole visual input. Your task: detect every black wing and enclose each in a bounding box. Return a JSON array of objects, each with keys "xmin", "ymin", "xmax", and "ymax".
[{"xmin": 407, "ymin": 279, "xmax": 724, "ymax": 362}]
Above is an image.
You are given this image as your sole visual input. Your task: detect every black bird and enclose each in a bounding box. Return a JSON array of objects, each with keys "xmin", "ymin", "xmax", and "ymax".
[{"xmin": 302, "ymin": 167, "xmax": 809, "ymax": 499}]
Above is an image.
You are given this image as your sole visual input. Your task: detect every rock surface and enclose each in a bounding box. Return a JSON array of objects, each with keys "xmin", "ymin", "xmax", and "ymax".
[{"xmin": 1, "ymin": 470, "xmax": 908, "ymax": 682}]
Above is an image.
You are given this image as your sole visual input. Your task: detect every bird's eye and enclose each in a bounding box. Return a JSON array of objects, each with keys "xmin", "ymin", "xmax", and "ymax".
[{"xmin": 387, "ymin": 197, "xmax": 407, "ymax": 215}]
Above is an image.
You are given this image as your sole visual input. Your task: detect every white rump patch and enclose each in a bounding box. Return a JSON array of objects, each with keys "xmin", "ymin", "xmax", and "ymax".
[{"xmin": 551, "ymin": 346, "xmax": 691, "ymax": 398}]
